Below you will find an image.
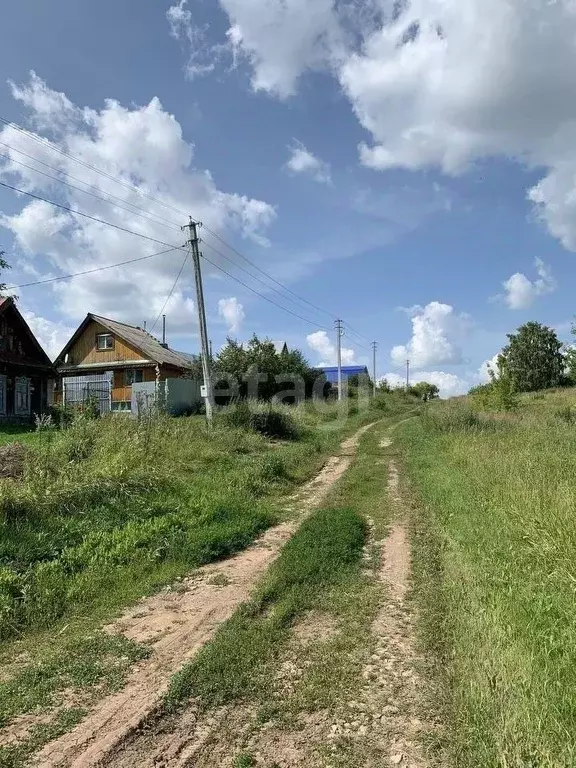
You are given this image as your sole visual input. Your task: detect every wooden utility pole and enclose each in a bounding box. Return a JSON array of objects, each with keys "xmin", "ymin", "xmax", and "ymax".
[
  {"xmin": 335, "ymin": 318, "xmax": 343, "ymax": 401},
  {"xmin": 371, "ymin": 341, "xmax": 378, "ymax": 397},
  {"xmin": 406, "ymin": 358, "xmax": 410, "ymax": 391},
  {"xmin": 183, "ymin": 217, "xmax": 215, "ymax": 424}
]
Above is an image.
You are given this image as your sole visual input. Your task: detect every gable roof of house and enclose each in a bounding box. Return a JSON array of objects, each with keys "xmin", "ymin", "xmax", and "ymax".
[
  {"xmin": 56, "ymin": 313, "xmax": 195, "ymax": 369},
  {"xmin": 0, "ymin": 296, "xmax": 54, "ymax": 368}
]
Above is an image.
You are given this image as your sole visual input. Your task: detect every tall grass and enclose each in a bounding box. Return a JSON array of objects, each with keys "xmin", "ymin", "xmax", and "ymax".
[
  {"xmin": 399, "ymin": 392, "xmax": 576, "ymax": 767},
  {"xmin": 0, "ymin": 399, "xmax": 383, "ymax": 643}
]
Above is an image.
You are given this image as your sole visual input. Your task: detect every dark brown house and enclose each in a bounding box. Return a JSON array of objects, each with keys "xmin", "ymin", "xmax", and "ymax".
[{"xmin": 0, "ymin": 297, "xmax": 55, "ymax": 421}]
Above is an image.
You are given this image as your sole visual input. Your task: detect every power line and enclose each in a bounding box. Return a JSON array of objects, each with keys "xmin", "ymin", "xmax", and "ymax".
[
  {"xmin": 200, "ymin": 244, "xmax": 331, "ymax": 332},
  {"xmin": 202, "ymin": 225, "xmax": 334, "ymax": 321},
  {"xmin": 0, "ymin": 141, "xmax": 182, "ymax": 232},
  {"xmin": 0, "ymin": 116, "xmax": 337, "ymax": 323},
  {"xmin": 0, "ymin": 115, "xmax": 191, "ymax": 222},
  {"xmin": 200, "ymin": 235, "xmax": 336, "ymax": 320},
  {"xmin": 150, "ymin": 251, "xmax": 189, "ymax": 332},
  {"xmin": 0, "ymin": 181, "xmax": 182, "ymax": 250},
  {"xmin": 343, "ymin": 321, "xmax": 372, "ymax": 344},
  {"xmin": 5, "ymin": 246, "xmax": 183, "ymax": 290}
]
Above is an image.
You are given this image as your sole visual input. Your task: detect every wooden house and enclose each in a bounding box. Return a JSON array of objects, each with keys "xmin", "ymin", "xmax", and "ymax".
[
  {"xmin": 0, "ymin": 297, "xmax": 55, "ymax": 421},
  {"xmin": 54, "ymin": 314, "xmax": 196, "ymax": 413}
]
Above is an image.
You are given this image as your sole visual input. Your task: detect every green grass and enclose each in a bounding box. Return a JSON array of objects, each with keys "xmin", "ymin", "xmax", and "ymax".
[
  {"xmin": 165, "ymin": 504, "xmax": 367, "ymax": 709},
  {"xmin": 398, "ymin": 391, "xmax": 576, "ymax": 767}
]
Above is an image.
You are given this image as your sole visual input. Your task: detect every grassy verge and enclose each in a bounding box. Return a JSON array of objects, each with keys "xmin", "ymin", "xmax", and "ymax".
[{"xmin": 397, "ymin": 392, "xmax": 576, "ymax": 767}]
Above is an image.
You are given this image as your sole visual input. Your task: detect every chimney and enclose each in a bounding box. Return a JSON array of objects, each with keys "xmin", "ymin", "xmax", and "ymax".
[
  {"xmin": 143, "ymin": 320, "xmax": 147, "ymax": 332},
  {"xmin": 161, "ymin": 314, "xmax": 168, "ymax": 348}
]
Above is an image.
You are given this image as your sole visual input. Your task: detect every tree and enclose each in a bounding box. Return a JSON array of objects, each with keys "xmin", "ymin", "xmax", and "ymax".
[
  {"xmin": 214, "ymin": 335, "xmax": 316, "ymax": 402},
  {"xmin": 563, "ymin": 319, "xmax": 576, "ymax": 384},
  {"xmin": 409, "ymin": 381, "xmax": 440, "ymax": 400},
  {"xmin": 499, "ymin": 321, "xmax": 565, "ymax": 393},
  {"xmin": 0, "ymin": 251, "xmax": 10, "ymax": 295}
]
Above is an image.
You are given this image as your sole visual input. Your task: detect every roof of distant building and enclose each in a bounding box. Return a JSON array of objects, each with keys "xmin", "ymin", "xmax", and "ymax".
[{"xmin": 320, "ymin": 365, "xmax": 369, "ymax": 384}]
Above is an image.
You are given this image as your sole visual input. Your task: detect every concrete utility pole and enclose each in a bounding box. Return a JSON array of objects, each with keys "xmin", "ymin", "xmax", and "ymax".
[
  {"xmin": 335, "ymin": 318, "xmax": 344, "ymax": 401},
  {"xmin": 371, "ymin": 341, "xmax": 378, "ymax": 397},
  {"xmin": 183, "ymin": 217, "xmax": 215, "ymax": 424},
  {"xmin": 406, "ymin": 358, "xmax": 410, "ymax": 391}
]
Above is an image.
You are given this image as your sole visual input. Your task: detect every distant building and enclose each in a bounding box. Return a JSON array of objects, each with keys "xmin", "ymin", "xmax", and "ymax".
[{"xmin": 320, "ymin": 365, "xmax": 370, "ymax": 385}]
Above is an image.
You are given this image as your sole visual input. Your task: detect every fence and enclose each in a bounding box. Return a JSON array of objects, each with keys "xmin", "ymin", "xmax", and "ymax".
[{"xmin": 62, "ymin": 374, "xmax": 112, "ymax": 414}]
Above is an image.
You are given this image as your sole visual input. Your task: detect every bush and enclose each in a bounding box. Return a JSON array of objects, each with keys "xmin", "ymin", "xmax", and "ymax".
[{"xmin": 217, "ymin": 401, "xmax": 301, "ymax": 440}]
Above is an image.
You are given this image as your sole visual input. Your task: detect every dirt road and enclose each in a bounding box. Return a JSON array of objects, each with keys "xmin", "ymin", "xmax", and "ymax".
[{"xmin": 34, "ymin": 423, "xmax": 376, "ymax": 768}]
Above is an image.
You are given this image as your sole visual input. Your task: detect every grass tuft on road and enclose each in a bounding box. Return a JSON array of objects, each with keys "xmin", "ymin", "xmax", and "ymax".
[{"xmin": 165, "ymin": 505, "xmax": 367, "ymax": 710}]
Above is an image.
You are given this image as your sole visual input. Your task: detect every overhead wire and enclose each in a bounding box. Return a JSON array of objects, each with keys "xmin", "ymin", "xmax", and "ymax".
[
  {"xmin": 0, "ymin": 117, "xmax": 337, "ymax": 321},
  {"xmin": 0, "ymin": 181, "xmax": 182, "ymax": 250},
  {"xmin": 0, "ymin": 151, "xmax": 183, "ymax": 235},
  {"xmin": 200, "ymin": 243, "xmax": 332, "ymax": 332},
  {"xmin": 150, "ymin": 251, "xmax": 189, "ymax": 333},
  {"xmin": 5, "ymin": 246, "xmax": 183, "ymax": 291},
  {"xmin": 0, "ymin": 126, "xmax": 379, "ymax": 341},
  {"xmin": 0, "ymin": 140, "xmax": 183, "ymax": 232}
]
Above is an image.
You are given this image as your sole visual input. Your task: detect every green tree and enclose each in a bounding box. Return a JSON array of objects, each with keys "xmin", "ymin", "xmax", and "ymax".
[
  {"xmin": 409, "ymin": 381, "xmax": 440, "ymax": 400},
  {"xmin": 563, "ymin": 319, "xmax": 576, "ymax": 384},
  {"xmin": 500, "ymin": 321, "xmax": 565, "ymax": 393},
  {"xmin": 0, "ymin": 251, "xmax": 10, "ymax": 295},
  {"xmin": 214, "ymin": 335, "xmax": 316, "ymax": 402}
]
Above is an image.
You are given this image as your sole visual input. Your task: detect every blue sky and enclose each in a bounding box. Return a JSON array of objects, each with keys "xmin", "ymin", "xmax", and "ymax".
[{"xmin": 1, "ymin": 0, "xmax": 576, "ymax": 394}]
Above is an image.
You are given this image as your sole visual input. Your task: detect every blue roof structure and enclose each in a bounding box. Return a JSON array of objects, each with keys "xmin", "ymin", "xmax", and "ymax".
[{"xmin": 320, "ymin": 365, "xmax": 369, "ymax": 384}]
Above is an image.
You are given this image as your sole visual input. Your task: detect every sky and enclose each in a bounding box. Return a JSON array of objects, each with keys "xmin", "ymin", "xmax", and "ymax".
[{"xmin": 2, "ymin": 0, "xmax": 576, "ymax": 396}]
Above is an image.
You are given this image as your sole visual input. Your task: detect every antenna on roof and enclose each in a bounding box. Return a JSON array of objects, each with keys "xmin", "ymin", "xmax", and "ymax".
[{"xmin": 161, "ymin": 314, "xmax": 168, "ymax": 348}]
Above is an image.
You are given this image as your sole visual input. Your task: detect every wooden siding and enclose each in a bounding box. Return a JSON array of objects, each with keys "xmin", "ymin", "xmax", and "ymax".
[
  {"xmin": 112, "ymin": 366, "xmax": 157, "ymax": 403},
  {"xmin": 67, "ymin": 320, "xmax": 148, "ymax": 366}
]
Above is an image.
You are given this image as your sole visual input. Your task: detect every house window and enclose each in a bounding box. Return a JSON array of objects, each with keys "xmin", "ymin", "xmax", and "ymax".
[
  {"xmin": 125, "ymin": 369, "xmax": 144, "ymax": 385},
  {"xmin": 96, "ymin": 333, "xmax": 114, "ymax": 351},
  {"xmin": 14, "ymin": 377, "xmax": 30, "ymax": 416},
  {"xmin": 0, "ymin": 376, "xmax": 6, "ymax": 415}
]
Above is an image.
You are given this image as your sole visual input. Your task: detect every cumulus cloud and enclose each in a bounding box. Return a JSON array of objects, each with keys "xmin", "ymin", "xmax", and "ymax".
[
  {"xmin": 21, "ymin": 310, "xmax": 75, "ymax": 361},
  {"xmin": 218, "ymin": 296, "xmax": 245, "ymax": 333},
  {"xmin": 0, "ymin": 73, "xmax": 276, "ymax": 335},
  {"xmin": 207, "ymin": 0, "xmax": 576, "ymax": 252},
  {"xmin": 285, "ymin": 141, "xmax": 331, "ymax": 184},
  {"xmin": 383, "ymin": 370, "xmax": 469, "ymax": 398},
  {"xmin": 391, "ymin": 301, "xmax": 470, "ymax": 369},
  {"xmin": 477, "ymin": 354, "xmax": 501, "ymax": 383},
  {"xmin": 307, "ymin": 329, "xmax": 356, "ymax": 366},
  {"xmin": 497, "ymin": 258, "xmax": 556, "ymax": 310}
]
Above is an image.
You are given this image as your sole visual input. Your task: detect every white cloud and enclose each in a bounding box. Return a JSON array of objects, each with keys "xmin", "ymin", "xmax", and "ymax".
[
  {"xmin": 220, "ymin": 0, "xmax": 345, "ymax": 99},
  {"xmin": 391, "ymin": 301, "xmax": 470, "ymax": 369},
  {"xmin": 285, "ymin": 141, "xmax": 331, "ymax": 184},
  {"xmin": 498, "ymin": 258, "xmax": 556, "ymax": 310},
  {"xmin": 0, "ymin": 73, "xmax": 276, "ymax": 335},
  {"xmin": 383, "ymin": 370, "xmax": 469, "ymax": 398},
  {"xmin": 167, "ymin": 0, "xmax": 223, "ymax": 79},
  {"xmin": 21, "ymin": 310, "xmax": 75, "ymax": 361},
  {"xmin": 218, "ymin": 296, "xmax": 245, "ymax": 333},
  {"xmin": 307, "ymin": 329, "xmax": 356, "ymax": 366},
  {"xmin": 477, "ymin": 354, "xmax": 500, "ymax": 383},
  {"xmin": 210, "ymin": 0, "xmax": 576, "ymax": 252}
]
